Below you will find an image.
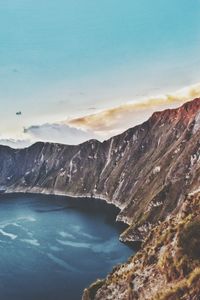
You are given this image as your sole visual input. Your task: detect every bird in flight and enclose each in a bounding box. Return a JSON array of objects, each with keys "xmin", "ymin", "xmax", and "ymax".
[{"xmin": 16, "ymin": 111, "xmax": 22, "ymax": 116}]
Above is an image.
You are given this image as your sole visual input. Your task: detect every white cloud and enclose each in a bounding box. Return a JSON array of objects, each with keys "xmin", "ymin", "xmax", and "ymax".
[
  {"xmin": 0, "ymin": 138, "xmax": 30, "ymax": 149},
  {"xmin": 2, "ymin": 82, "xmax": 200, "ymax": 148},
  {"xmin": 23, "ymin": 123, "xmax": 96, "ymax": 145}
]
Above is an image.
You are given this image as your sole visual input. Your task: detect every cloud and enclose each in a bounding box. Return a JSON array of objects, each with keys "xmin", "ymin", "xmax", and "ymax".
[
  {"xmin": 0, "ymin": 139, "xmax": 30, "ymax": 149},
  {"xmin": 68, "ymin": 82, "xmax": 200, "ymax": 138},
  {"xmin": 24, "ymin": 123, "xmax": 96, "ymax": 145},
  {"xmin": 2, "ymin": 82, "xmax": 200, "ymax": 148}
]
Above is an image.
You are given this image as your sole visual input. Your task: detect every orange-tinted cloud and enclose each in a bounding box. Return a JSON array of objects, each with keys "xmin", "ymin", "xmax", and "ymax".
[{"xmin": 67, "ymin": 83, "xmax": 200, "ymax": 138}]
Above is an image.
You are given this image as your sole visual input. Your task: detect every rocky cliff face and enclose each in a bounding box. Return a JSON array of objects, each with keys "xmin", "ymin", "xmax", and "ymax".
[
  {"xmin": 0, "ymin": 98, "xmax": 200, "ymax": 243},
  {"xmin": 83, "ymin": 190, "xmax": 200, "ymax": 300},
  {"xmin": 0, "ymin": 98, "xmax": 200, "ymax": 299}
]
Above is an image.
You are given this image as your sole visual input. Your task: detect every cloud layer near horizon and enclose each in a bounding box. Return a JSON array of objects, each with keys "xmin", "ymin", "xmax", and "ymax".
[
  {"xmin": 68, "ymin": 83, "xmax": 200, "ymax": 136},
  {"xmin": 0, "ymin": 138, "xmax": 30, "ymax": 148},
  {"xmin": 0, "ymin": 124, "xmax": 95, "ymax": 148},
  {"xmin": 1, "ymin": 82, "xmax": 200, "ymax": 148},
  {"xmin": 23, "ymin": 123, "xmax": 95, "ymax": 145}
]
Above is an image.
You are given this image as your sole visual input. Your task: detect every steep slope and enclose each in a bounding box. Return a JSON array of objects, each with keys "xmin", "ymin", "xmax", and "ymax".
[
  {"xmin": 0, "ymin": 98, "xmax": 200, "ymax": 243},
  {"xmin": 83, "ymin": 191, "xmax": 200, "ymax": 300}
]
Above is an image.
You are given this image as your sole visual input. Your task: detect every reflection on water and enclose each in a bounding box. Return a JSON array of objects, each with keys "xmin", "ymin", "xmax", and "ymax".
[{"xmin": 0, "ymin": 194, "xmax": 134, "ymax": 300}]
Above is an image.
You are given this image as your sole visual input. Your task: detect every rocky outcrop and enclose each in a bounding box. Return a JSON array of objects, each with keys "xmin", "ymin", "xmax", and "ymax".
[
  {"xmin": 0, "ymin": 98, "xmax": 200, "ymax": 299},
  {"xmin": 83, "ymin": 191, "xmax": 200, "ymax": 300},
  {"xmin": 0, "ymin": 98, "xmax": 200, "ymax": 243}
]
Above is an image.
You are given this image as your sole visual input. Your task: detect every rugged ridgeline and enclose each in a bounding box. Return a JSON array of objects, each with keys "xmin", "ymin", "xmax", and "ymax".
[
  {"xmin": 0, "ymin": 98, "xmax": 200, "ymax": 299},
  {"xmin": 83, "ymin": 191, "xmax": 200, "ymax": 300},
  {"xmin": 0, "ymin": 98, "xmax": 200, "ymax": 245}
]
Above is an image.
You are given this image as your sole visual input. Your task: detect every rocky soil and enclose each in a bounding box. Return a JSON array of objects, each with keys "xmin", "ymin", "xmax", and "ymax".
[{"xmin": 83, "ymin": 191, "xmax": 200, "ymax": 300}]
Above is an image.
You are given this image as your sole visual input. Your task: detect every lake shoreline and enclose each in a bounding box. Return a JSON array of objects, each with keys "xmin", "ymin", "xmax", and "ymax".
[
  {"xmin": 0, "ymin": 192, "xmax": 135, "ymax": 300},
  {"xmin": 2, "ymin": 190, "xmax": 138, "ymax": 250}
]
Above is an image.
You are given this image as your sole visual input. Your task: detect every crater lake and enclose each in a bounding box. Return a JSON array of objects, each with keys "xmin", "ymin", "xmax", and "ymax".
[{"xmin": 0, "ymin": 193, "xmax": 134, "ymax": 300}]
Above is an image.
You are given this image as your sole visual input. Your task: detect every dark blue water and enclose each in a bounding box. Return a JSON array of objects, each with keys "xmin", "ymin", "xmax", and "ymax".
[{"xmin": 0, "ymin": 194, "xmax": 134, "ymax": 300}]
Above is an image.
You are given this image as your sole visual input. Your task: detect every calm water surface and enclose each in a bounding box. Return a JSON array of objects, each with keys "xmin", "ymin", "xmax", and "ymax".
[{"xmin": 0, "ymin": 194, "xmax": 134, "ymax": 300}]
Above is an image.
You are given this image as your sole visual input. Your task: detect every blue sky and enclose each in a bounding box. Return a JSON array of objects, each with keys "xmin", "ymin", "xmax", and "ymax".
[{"xmin": 1, "ymin": 0, "xmax": 200, "ymax": 145}]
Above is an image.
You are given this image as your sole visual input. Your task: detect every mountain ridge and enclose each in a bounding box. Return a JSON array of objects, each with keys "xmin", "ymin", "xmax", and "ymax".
[
  {"xmin": 0, "ymin": 97, "xmax": 200, "ymax": 299},
  {"xmin": 0, "ymin": 98, "xmax": 200, "ymax": 243}
]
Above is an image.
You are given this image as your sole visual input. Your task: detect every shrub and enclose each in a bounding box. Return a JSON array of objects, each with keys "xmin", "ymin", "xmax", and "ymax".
[{"xmin": 179, "ymin": 220, "xmax": 200, "ymax": 260}]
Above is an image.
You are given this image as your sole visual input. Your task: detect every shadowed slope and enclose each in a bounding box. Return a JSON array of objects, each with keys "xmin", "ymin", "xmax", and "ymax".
[{"xmin": 0, "ymin": 98, "xmax": 199, "ymax": 243}]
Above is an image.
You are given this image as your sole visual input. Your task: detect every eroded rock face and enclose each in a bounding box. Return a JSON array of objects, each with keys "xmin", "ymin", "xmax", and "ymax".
[
  {"xmin": 83, "ymin": 191, "xmax": 200, "ymax": 300},
  {"xmin": 0, "ymin": 98, "xmax": 200, "ymax": 299},
  {"xmin": 0, "ymin": 98, "xmax": 200, "ymax": 243}
]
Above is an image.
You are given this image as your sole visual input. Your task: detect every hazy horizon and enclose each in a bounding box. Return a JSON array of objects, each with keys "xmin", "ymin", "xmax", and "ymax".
[{"xmin": 1, "ymin": 0, "xmax": 200, "ymax": 146}]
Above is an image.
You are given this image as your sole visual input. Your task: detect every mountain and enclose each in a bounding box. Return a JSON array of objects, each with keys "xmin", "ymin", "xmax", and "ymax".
[
  {"xmin": 0, "ymin": 98, "xmax": 200, "ymax": 299},
  {"xmin": 82, "ymin": 98, "xmax": 200, "ymax": 300},
  {"xmin": 83, "ymin": 190, "xmax": 200, "ymax": 300},
  {"xmin": 0, "ymin": 98, "xmax": 199, "ymax": 241}
]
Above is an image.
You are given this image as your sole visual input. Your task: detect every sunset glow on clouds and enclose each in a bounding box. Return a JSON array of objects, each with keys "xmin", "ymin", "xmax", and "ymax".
[
  {"xmin": 67, "ymin": 83, "xmax": 200, "ymax": 136},
  {"xmin": 1, "ymin": 1, "xmax": 200, "ymax": 147},
  {"xmin": 1, "ymin": 82, "xmax": 200, "ymax": 148}
]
